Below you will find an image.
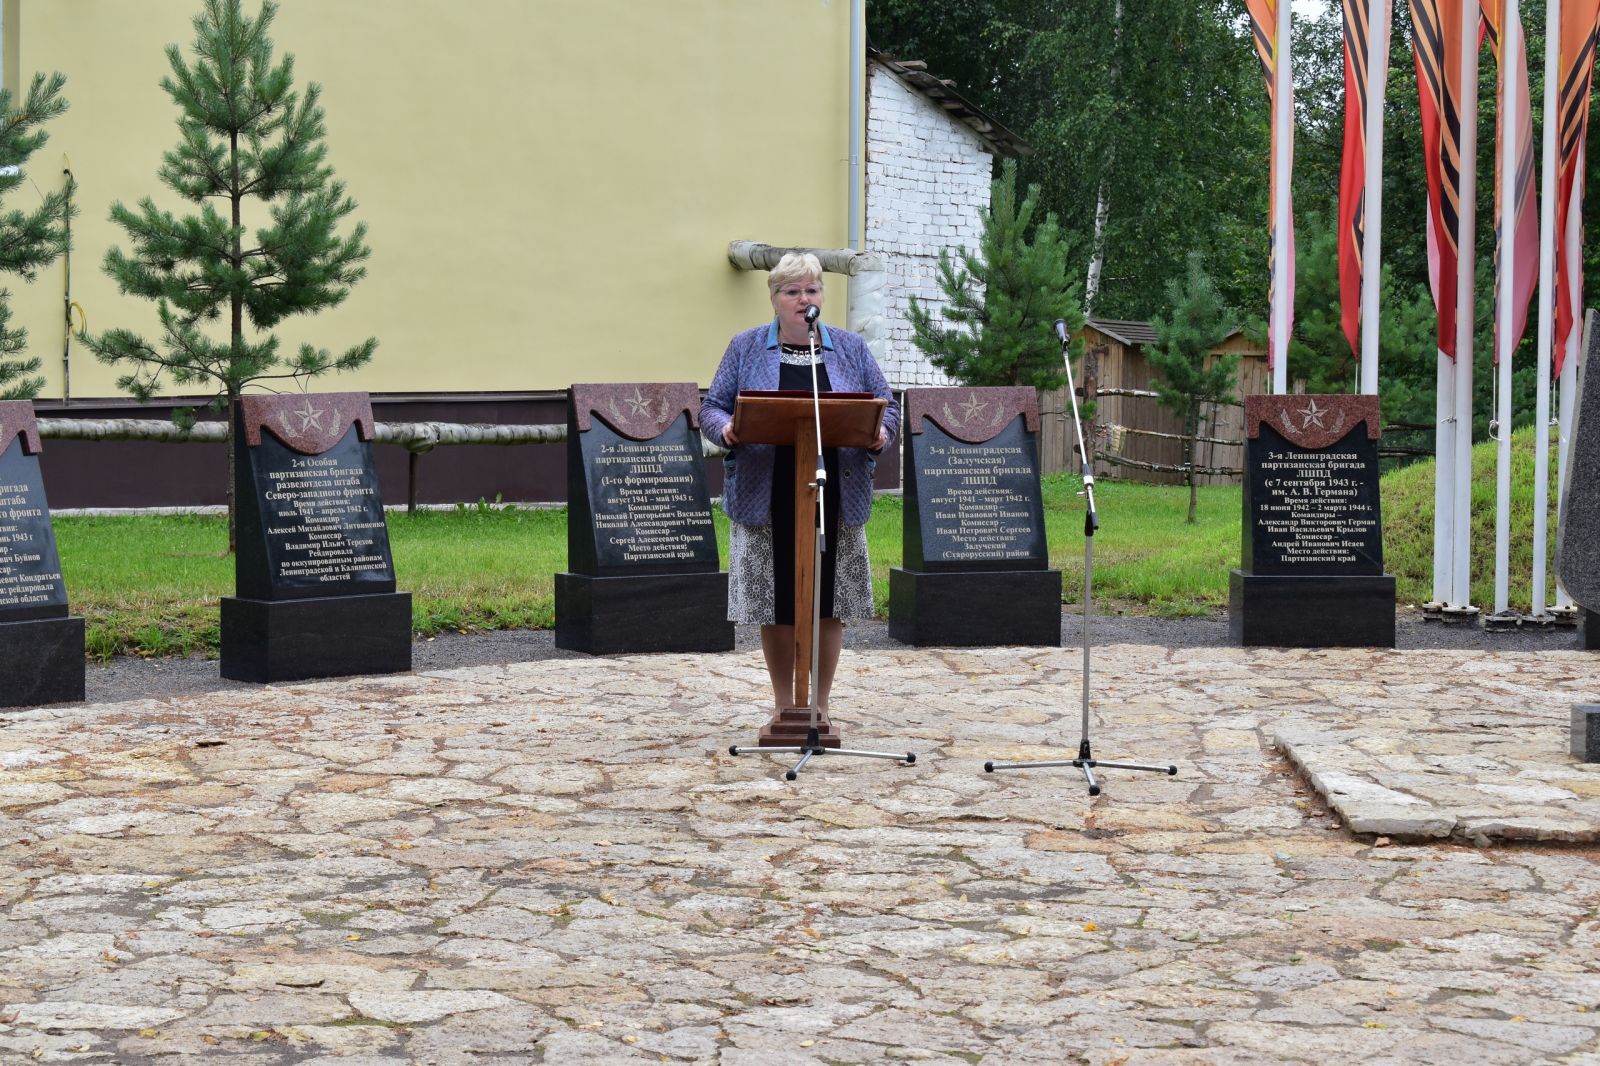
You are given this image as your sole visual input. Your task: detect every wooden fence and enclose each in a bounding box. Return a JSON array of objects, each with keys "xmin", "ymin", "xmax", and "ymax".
[{"xmin": 1037, "ymin": 344, "xmax": 1268, "ymax": 484}]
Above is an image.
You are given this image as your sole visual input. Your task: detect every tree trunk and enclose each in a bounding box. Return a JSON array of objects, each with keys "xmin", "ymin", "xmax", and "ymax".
[
  {"xmin": 1083, "ymin": 0, "xmax": 1122, "ymax": 313},
  {"xmin": 228, "ymin": 128, "xmax": 242, "ymax": 556}
]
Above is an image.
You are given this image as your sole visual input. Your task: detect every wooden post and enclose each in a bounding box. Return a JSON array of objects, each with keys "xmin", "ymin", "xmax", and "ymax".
[{"xmin": 1081, "ymin": 344, "xmax": 1103, "ymax": 475}]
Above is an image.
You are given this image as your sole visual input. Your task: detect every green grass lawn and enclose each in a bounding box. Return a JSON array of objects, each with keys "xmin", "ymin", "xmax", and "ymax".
[{"xmin": 50, "ymin": 432, "xmax": 1563, "ymax": 659}]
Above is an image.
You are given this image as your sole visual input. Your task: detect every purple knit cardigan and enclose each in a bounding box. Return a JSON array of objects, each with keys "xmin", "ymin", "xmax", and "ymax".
[{"xmin": 700, "ymin": 321, "xmax": 900, "ymax": 527}]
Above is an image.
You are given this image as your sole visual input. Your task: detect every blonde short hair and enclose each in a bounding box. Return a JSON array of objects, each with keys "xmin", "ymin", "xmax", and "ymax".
[{"xmin": 767, "ymin": 252, "xmax": 824, "ymax": 294}]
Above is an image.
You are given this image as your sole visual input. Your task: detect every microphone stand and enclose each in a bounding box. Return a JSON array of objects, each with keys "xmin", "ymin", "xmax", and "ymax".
[
  {"xmin": 983, "ymin": 326, "xmax": 1176, "ymax": 795},
  {"xmin": 730, "ymin": 310, "xmax": 916, "ymax": 781}
]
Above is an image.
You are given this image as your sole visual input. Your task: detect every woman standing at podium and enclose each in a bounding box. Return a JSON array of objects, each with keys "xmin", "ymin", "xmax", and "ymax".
[{"xmin": 701, "ymin": 252, "xmax": 900, "ymax": 714}]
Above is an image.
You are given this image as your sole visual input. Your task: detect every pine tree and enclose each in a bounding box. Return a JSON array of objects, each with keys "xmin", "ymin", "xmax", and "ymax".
[
  {"xmin": 86, "ymin": 0, "xmax": 376, "ymax": 550},
  {"xmin": 907, "ymin": 159, "xmax": 1081, "ymax": 392},
  {"xmin": 0, "ymin": 73, "xmax": 72, "ymax": 400},
  {"xmin": 1149, "ymin": 253, "xmax": 1238, "ymax": 524}
]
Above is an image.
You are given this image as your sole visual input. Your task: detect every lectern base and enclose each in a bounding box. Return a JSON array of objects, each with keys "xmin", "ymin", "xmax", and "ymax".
[
  {"xmin": 757, "ymin": 706, "xmax": 841, "ymax": 748},
  {"xmin": 555, "ymin": 572, "xmax": 734, "ymax": 655},
  {"xmin": 221, "ymin": 593, "xmax": 413, "ymax": 682},
  {"xmin": 0, "ymin": 615, "xmax": 85, "ymax": 707},
  {"xmin": 889, "ymin": 567, "xmax": 1062, "ymax": 647},
  {"xmin": 1229, "ymin": 571, "xmax": 1395, "ymax": 648}
]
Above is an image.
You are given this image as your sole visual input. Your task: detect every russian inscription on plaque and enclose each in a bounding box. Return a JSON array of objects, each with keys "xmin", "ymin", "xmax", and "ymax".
[
  {"xmin": 568, "ymin": 384, "xmax": 718, "ymax": 576},
  {"xmin": 891, "ymin": 387, "xmax": 1060, "ymax": 647},
  {"xmin": 1231, "ymin": 394, "xmax": 1394, "ymax": 647},
  {"xmin": 902, "ymin": 390, "xmax": 1048, "ymax": 571},
  {"xmin": 556, "ymin": 383, "xmax": 732, "ymax": 654},
  {"xmin": 0, "ymin": 400, "xmax": 84, "ymax": 706},
  {"xmin": 222, "ymin": 392, "xmax": 411, "ymax": 682},
  {"xmin": 235, "ymin": 393, "xmax": 395, "ymax": 600},
  {"xmin": 1243, "ymin": 396, "xmax": 1383, "ymax": 575}
]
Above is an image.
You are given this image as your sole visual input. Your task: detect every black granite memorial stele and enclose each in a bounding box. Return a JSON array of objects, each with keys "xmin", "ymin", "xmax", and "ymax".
[
  {"xmin": 1557, "ymin": 333, "xmax": 1600, "ymax": 652},
  {"xmin": 0, "ymin": 400, "xmax": 84, "ymax": 706},
  {"xmin": 221, "ymin": 392, "xmax": 411, "ymax": 681},
  {"xmin": 555, "ymin": 382, "xmax": 733, "ymax": 654},
  {"xmin": 1230, "ymin": 394, "xmax": 1396, "ymax": 647},
  {"xmin": 889, "ymin": 387, "xmax": 1061, "ymax": 647}
]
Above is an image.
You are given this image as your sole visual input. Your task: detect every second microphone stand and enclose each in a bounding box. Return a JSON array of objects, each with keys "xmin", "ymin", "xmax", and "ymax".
[{"xmin": 983, "ymin": 329, "xmax": 1177, "ymax": 795}]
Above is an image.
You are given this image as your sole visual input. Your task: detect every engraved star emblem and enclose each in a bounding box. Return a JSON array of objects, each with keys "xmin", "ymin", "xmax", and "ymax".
[
  {"xmin": 1298, "ymin": 398, "xmax": 1328, "ymax": 429},
  {"xmin": 623, "ymin": 387, "xmax": 653, "ymax": 418},
  {"xmin": 293, "ymin": 397, "xmax": 327, "ymax": 434},
  {"xmin": 958, "ymin": 391, "xmax": 989, "ymax": 424}
]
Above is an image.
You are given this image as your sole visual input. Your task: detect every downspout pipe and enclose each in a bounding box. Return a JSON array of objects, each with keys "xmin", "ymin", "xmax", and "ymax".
[{"xmin": 848, "ymin": 0, "xmax": 863, "ymax": 248}]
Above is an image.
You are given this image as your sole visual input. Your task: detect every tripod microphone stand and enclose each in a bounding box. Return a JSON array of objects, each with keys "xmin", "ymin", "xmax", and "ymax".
[
  {"xmin": 983, "ymin": 321, "xmax": 1176, "ymax": 795},
  {"xmin": 731, "ymin": 308, "xmax": 916, "ymax": 781}
]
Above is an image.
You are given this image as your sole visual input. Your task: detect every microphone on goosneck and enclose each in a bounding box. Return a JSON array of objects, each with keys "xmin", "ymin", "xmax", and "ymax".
[
  {"xmin": 804, "ymin": 305, "xmax": 821, "ymax": 331},
  {"xmin": 1053, "ymin": 318, "xmax": 1069, "ymax": 344}
]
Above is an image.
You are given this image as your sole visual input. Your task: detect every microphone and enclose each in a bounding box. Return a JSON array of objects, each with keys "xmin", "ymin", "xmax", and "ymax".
[
  {"xmin": 1053, "ymin": 318, "xmax": 1069, "ymax": 344},
  {"xmin": 804, "ymin": 305, "xmax": 821, "ymax": 327}
]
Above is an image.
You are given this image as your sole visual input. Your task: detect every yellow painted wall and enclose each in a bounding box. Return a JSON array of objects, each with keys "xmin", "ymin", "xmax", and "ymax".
[{"xmin": 4, "ymin": 0, "xmax": 855, "ymax": 399}]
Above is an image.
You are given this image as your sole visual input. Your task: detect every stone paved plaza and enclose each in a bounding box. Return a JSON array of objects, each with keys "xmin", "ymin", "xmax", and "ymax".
[{"xmin": 1, "ymin": 640, "xmax": 1597, "ymax": 1064}]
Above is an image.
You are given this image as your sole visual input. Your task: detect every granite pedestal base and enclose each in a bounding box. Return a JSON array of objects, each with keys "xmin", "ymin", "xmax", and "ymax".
[
  {"xmin": 1573, "ymin": 704, "xmax": 1600, "ymax": 762},
  {"xmin": 221, "ymin": 592, "xmax": 412, "ymax": 683},
  {"xmin": 555, "ymin": 572, "xmax": 733, "ymax": 655},
  {"xmin": 889, "ymin": 568, "xmax": 1062, "ymax": 647},
  {"xmin": 0, "ymin": 615, "xmax": 84, "ymax": 707},
  {"xmin": 1230, "ymin": 570, "xmax": 1396, "ymax": 647}
]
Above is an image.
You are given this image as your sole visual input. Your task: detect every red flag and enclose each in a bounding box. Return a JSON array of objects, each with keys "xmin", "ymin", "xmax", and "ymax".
[
  {"xmin": 1555, "ymin": 0, "xmax": 1600, "ymax": 375},
  {"xmin": 1245, "ymin": 0, "xmax": 1295, "ymax": 370},
  {"xmin": 1409, "ymin": 0, "xmax": 1469, "ymax": 360},
  {"xmin": 1338, "ymin": 0, "xmax": 1392, "ymax": 359},
  {"xmin": 1482, "ymin": 1, "xmax": 1539, "ymax": 363}
]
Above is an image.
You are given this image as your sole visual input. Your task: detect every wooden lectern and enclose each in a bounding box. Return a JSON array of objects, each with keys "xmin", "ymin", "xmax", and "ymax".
[{"xmin": 731, "ymin": 389, "xmax": 885, "ymax": 747}]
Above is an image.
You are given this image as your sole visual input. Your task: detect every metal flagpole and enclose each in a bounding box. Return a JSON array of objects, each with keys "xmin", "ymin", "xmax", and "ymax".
[
  {"xmin": 1491, "ymin": 0, "xmax": 1520, "ymax": 623},
  {"xmin": 1452, "ymin": 0, "xmax": 1481, "ymax": 618},
  {"xmin": 1431, "ymin": 348, "xmax": 1456, "ymax": 611},
  {"xmin": 1272, "ymin": 0, "xmax": 1293, "ymax": 395},
  {"xmin": 1360, "ymin": 0, "xmax": 1392, "ymax": 396},
  {"xmin": 1531, "ymin": 0, "xmax": 1561, "ymax": 620}
]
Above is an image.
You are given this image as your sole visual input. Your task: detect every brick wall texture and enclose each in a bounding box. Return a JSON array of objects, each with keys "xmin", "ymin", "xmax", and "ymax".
[{"xmin": 865, "ymin": 63, "xmax": 995, "ymax": 390}]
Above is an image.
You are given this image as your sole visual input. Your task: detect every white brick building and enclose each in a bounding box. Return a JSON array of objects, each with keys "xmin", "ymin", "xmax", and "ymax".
[{"xmin": 865, "ymin": 50, "xmax": 1029, "ymax": 389}]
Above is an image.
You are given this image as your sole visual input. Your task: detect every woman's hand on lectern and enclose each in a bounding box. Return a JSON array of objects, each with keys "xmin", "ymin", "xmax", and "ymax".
[{"xmin": 723, "ymin": 424, "xmax": 739, "ymax": 446}]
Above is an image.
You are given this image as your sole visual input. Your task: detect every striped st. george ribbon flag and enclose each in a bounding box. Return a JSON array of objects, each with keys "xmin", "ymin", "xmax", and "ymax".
[
  {"xmin": 1408, "ymin": 0, "xmax": 1471, "ymax": 360},
  {"xmin": 1338, "ymin": 0, "xmax": 1393, "ymax": 360},
  {"xmin": 1245, "ymin": 0, "xmax": 1295, "ymax": 374},
  {"xmin": 1554, "ymin": 0, "xmax": 1600, "ymax": 375},
  {"xmin": 1482, "ymin": 0, "xmax": 1539, "ymax": 363}
]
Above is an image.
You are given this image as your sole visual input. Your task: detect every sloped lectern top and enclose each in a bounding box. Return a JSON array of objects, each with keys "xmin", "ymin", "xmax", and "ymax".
[{"xmin": 732, "ymin": 391, "xmax": 884, "ymax": 449}]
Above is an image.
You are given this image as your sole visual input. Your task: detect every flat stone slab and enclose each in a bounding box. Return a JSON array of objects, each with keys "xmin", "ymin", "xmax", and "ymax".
[
  {"xmin": 1270, "ymin": 651, "xmax": 1600, "ymax": 842},
  {"xmin": 0, "ymin": 641, "xmax": 1596, "ymax": 1063}
]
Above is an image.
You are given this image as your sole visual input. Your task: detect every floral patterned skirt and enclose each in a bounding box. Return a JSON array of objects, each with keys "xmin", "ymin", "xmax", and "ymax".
[{"xmin": 727, "ymin": 520, "xmax": 874, "ymax": 625}]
